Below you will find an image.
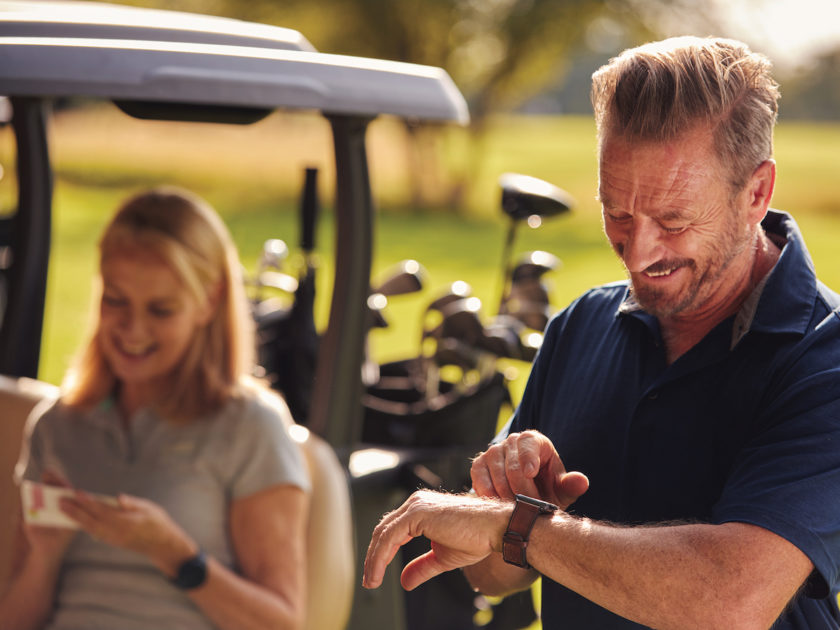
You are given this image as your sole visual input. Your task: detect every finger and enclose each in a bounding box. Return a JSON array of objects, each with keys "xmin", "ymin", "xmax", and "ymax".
[
  {"xmin": 56, "ymin": 497, "xmax": 94, "ymax": 531},
  {"xmin": 470, "ymin": 458, "xmax": 496, "ymax": 498},
  {"xmin": 516, "ymin": 431, "xmax": 568, "ymax": 502},
  {"xmin": 504, "ymin": 435, "xmax": 544, "ymax": 497},
  {"xmin": 116, "ymin": 494, "xmax": 143, "ymax": 512},
  {"xmin": 363, "ymin": 510, "xmax": 413, "ymax": 589},
  {"xmin": 401, "ymin": 548, "xmax": 449, "ymax": 591},
  {"xmin": 41, "ymin": 470, "xmax": 71, "ymax": 488},
  {"xmin": 554, "ymin": 471, "xmax": 590, "ymax": 510},
  {"xmin": 471, "ymin": 444, "xmax": 514, "ymax": 499},
  {"xmin": 486, "ymin": 447, "xmax": 516, "ymax": 500}
]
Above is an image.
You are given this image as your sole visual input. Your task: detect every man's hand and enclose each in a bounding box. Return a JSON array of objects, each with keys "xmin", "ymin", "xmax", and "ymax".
[
  {"xmin": 363, "ymin": 490, "xmax": 511, "ymax": 592},
  {"xmin": 471, "ymin": 430, "xmax": 589, "ymax": 508}
]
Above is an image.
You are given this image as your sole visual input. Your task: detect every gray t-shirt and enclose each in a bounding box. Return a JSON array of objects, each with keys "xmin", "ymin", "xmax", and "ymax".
[{"xmin": 19, "ymin": 387, "xmax": 310, "ymax": 630}]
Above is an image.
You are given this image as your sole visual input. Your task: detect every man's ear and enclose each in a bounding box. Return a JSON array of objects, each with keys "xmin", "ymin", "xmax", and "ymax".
[{"xmin": 744, "ymin": 159, "xmax": 776, "ymax": 225}]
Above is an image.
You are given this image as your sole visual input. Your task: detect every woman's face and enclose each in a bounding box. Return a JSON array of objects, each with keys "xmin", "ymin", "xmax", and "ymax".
[{"xmin": 98, "ymin": 250, "xmax": 210, "ymax": 403}]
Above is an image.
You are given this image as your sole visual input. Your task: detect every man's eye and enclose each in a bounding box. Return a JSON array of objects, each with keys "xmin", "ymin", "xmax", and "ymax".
[
  {"xmin": 150, "ymin": 307, "xmax": 174, "ymax": 318},
  {"xmin": 102, "ymin": 295, "xmax": 124, "ymax": 306},
  {"xmin": 607, "ymin": 212, "xmax": 631, "ymax": 223},
  {"xmin": 663, "ymin": 225, "xmax": 687, "ymax": 234}
]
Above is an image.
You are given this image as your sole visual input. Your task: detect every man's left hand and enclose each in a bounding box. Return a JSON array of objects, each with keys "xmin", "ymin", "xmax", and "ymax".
[{"xmin": 363, "ymin": 490, "xmax": 511, "ymax": 591}]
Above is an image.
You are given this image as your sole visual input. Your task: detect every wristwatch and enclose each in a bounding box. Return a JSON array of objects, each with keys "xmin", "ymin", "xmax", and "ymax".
[
  {"xmin": 171, "ymin": 549, "xmax": 208, "ymax": 590},
  {"xmin": 502, "ymin": 494, "xmax": 558, "ymax": 569}
]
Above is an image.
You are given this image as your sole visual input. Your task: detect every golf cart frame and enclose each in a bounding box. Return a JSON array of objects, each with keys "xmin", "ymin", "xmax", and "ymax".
[{"xmin": 0, "ymin": 2, "xmax": 472, "ymax": 628}]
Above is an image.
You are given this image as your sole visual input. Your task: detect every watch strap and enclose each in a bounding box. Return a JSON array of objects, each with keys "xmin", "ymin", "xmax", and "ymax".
[{"xmin": 502, "ymin": 494, "xmax": 557, "ymax": 569}]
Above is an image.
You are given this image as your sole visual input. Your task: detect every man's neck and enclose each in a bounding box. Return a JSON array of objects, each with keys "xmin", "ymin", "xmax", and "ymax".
[{"xmin": 659, "ymin": 232, "xmax": 781, "ymax": 364}]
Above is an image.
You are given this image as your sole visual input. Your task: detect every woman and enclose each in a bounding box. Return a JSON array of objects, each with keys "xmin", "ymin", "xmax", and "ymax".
[{"xmin": 1, "ymin": 188, "xmax": 310, "ymax": 630}]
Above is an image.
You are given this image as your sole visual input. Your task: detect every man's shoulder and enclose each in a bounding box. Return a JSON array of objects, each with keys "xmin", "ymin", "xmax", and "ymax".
[
  {"xmin": 544, "ymin": 280, "xmax": 630, "ymax": 339},
  {"xmin": 561, "ymin": 280, "xmax": 629, "ymax": 318}
]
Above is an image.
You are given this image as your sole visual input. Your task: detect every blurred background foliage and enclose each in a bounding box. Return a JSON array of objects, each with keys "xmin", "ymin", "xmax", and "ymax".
[{"xmin": 83, "ymin": 0, "xmax": 840, "ymax": 210}]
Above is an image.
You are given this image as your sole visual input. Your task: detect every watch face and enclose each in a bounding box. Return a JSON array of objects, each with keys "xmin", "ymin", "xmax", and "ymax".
[{"xmin": 174, "ymin": 551, "xmax": 207, "ymax": 589}]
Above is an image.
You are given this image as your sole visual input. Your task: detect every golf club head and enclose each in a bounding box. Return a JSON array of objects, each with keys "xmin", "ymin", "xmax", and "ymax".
[
  {"xmin": 366, "ymin": 292, "xmax": 389, "ymax": 329},
  {"xmin": 259, "ymin": 238, "xmax": 289, "ymax": 272},
  {"xmin": 505, "ymin": 279, "xmax": 551, "ymax": 306},
  {"xmin": 499, "ymin": 296, "xmax": 552, "ymax": 331},
  {"xmin": 426, "ymin": 281, "xmax": 473, "ymax": 312},
  {"xmin": 480, "ymin": 316, "xmax": 526, "ymax": 360},
  {"xmin": 374, "ymin": 259, "xmax": 426, "ymax": 297},
  {"xmin": 425, "ymin": 298, "xmax": 485, "ymax": 345},
  {"xmin": 518, "ymin": 331, "xmax": 543, "ymax": 362},
  {"xmin": 433, "ymin": 337, "xmax": 483, "ymax": 371},
  {"xmin": 258, "ymin": 270, "xmax": 299, "ymax": 294},
  {"xmin": 499, "ymin": 173, "xmax": 574, "ymax": 222},
  {"xmin": 510, "ymin": 250, "xmax": 560, "ymax": 283}
]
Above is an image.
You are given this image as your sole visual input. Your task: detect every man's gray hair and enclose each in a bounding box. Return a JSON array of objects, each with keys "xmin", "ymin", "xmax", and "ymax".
[{"xmin": 591, "ymin": 36, "xmax": 780, "ymax": 191}]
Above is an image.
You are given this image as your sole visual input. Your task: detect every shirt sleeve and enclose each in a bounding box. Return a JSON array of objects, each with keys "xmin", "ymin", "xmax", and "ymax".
[
  {"xmin": 226, "ymin": 392, "xmax": 311, "ymax": 499},
  {"xmin": 712, "ymin": 337, "xmax": 840, "ymax": 598}
]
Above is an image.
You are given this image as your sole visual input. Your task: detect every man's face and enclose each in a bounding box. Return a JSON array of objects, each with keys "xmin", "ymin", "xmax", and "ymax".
[{"xmin": 598, "ymin": 127, "xmax": 754, "ymax": 321}]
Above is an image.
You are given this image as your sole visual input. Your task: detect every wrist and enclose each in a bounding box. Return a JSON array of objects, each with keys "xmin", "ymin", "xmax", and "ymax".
[
  {"xmin": 170, "ymin": 549, "xmax": 208, "ymax": 590},
  {"xmin": 501, "ymin": 494, "xmax": 559, "ymax": 570},
  {"xmin": 153, "ymin": 537, "xmax": 200, "ymax": 579},
  {"xmin": 491, "ymin": 502, "xmax": 516, "ymax": 554}
]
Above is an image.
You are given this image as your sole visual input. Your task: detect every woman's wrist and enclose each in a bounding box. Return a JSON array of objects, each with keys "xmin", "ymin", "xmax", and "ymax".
[{"xmin": 151, "ymin": 534, "xmax": 201, "ymax": 579}]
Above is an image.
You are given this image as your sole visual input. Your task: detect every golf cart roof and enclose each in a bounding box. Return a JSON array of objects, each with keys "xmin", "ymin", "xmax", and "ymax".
[
  {"xmin": 0, "ymin": 0, "xmax": 316, "ymax": 51},
  {"xmin": 0, "ymin": 2, "xmax": 468, "ymax": 124}
]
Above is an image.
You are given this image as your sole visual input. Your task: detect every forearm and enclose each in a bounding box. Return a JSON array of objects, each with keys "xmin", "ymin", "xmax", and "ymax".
[
  {"xmin": 150, "ymin": 540, "xmax": 303, "ymax": 630},
  {"xmin": 526, "ymin": 515, "xmax": 812, "ymax": 630},
  {"xmin": 0, "ymin": 553, "xmax": 62, "ymax": 630},
  {"xmin": 186, "ymin": 557, "xmax": 303, "ymax": 630}
]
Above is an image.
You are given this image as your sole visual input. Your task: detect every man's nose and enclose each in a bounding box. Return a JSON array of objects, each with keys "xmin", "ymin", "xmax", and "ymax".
[{"xmin": 621, "ymin": 217, "xmax": 664, "ymax": 273}]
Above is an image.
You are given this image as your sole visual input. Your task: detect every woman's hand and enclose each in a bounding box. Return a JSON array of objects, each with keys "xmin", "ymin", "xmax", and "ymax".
[
  {"xmin": 23, "ymin": 471, "xmax": 78, "ymax": 563},
  {"xmin": 59, "ymin": 492, "xmax": 196, "ymax": 576}
]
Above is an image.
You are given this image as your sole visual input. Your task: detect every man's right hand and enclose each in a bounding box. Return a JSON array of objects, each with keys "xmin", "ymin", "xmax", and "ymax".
[{"xmin": 470, "ymin": 430, "xmax": 589, "ymax": 509}]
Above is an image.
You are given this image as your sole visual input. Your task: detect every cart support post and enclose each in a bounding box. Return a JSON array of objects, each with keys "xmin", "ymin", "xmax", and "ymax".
[{"xmin": 0, "ymin": 98, "xmax": 52, "ymax": 378}]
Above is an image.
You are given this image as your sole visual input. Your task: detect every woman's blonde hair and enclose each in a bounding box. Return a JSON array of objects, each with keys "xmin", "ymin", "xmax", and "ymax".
[
  {"xmin": 591, "ymin": 36, "xmax": 780, "ymax": 192},
  {"xmin": 62, "ymin": 187, "xmax": 254, "ymax": 421}
]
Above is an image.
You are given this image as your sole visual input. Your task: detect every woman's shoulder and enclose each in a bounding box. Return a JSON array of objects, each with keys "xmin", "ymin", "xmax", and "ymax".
[
  {"xmin": 236, "ymin": 381, "xmax": 294, "ymax": 422},
  {"xmin": 214, "ymin": 380, "xmax": 297, "ymax": 439},
  {"xmin": 213, "ymin": 381, "xmax": 311, "ymax": 495},
  {"xmin": 26, "ymin": 396, "xmax": 86, "ymax": 433}
]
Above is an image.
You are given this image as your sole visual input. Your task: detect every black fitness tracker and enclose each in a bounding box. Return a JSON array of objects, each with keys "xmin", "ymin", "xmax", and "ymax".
[
  {"xmin": 502, "ymin": 494, "xmax": 558, "ymax": 569},
  {"xmin": 171, "ymin": 549, "xmax": 208, "ymax": 590}
]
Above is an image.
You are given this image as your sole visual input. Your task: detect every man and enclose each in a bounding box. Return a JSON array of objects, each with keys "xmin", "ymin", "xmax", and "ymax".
[{"xmin": 363, "ymin": 36, "xmax": 840, "ymax": 629}]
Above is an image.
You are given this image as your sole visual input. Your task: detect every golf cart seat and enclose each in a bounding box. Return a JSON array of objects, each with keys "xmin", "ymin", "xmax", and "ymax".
[
  {"xmin": 0, "ymin": 374, "xmax": 354, "ymax": 630},
  {"xmin": 0, "ymin": 374, "xmax": 59, "ymax": 589}
]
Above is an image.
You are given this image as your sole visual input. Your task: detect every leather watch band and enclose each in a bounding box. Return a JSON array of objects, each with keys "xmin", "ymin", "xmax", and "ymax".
[{"xmin": 502, "ymin": 494, "xmax": 558, "ymax": 569}]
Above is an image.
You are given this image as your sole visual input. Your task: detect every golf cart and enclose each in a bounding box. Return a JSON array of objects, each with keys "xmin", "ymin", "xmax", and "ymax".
[{"xmin": 0, "ymin": 2, "xmax": 515, "ymax": 629}]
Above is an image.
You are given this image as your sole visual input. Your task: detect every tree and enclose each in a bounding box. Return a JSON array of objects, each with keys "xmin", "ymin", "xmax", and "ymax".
[{"xmin": 103, "ymin": 0, "xmax": 728, "ymax": 209}]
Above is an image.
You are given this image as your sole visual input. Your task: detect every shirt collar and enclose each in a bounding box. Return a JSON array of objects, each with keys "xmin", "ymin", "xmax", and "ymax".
[{"xmin": 617, "ymin": 210, "xmax": 818, "ymax": 346}]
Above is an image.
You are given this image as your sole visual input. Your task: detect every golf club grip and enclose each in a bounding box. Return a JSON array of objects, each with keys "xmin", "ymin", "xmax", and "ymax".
[{"xmin": 301, "ymin": 167, "xmax": 319, "ymax": 252}]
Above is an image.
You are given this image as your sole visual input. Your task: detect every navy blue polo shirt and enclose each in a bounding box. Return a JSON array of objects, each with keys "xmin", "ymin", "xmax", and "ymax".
[{"xmin": 504, "ymin": 211, "xmax": 840, "ymax": 629}]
